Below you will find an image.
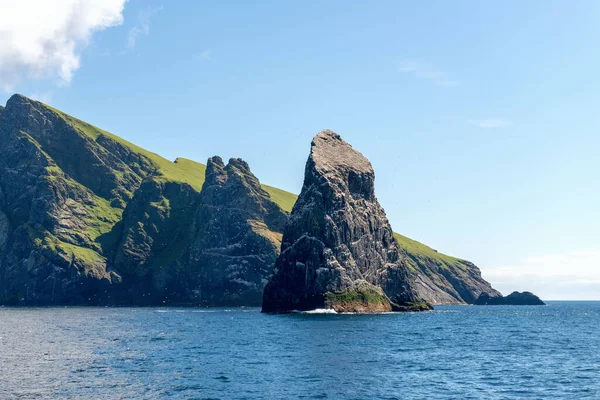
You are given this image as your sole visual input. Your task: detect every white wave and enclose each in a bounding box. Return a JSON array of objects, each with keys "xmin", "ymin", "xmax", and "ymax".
[{"xmin": 300, "ymin": 308, "xmax": 338, "ymax": 314}]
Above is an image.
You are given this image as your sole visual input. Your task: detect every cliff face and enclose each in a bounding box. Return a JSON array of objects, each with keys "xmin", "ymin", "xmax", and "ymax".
[
  {"xmin": 262, "ymin": 130, "xmax": 430, "ymax": 313},
  {"xmin": 0, "ymin": 95, "xmax": 289, "ymax": 305},
  {"xmin": 0, "ymin": 95, "xmax": 125, "ymax": 304},
  {"xmin": 184, "ymin": 157, "xmax": 287, "ymax": 305},
  {"xmin": 0, "ymin": 94, "xmax": 499, "ymax": 306}
]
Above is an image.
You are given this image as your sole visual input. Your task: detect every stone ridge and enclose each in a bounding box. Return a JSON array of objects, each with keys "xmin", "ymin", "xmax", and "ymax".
[{"xmin": 262, "ymin": 130, "xmax": 428, "ymax": 313}]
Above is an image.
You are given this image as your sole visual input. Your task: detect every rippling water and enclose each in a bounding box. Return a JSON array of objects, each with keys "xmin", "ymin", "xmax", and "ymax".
[{"xmin": 0, "ymin": 302, "xmax": 598, "ymax": 399}]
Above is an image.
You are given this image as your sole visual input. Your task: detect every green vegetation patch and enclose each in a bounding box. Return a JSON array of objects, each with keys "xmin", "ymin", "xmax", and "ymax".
[
  {"xmin": 44, "ymin": 165, "xmax": 122, "ymax": 243},
  {"xmin": 262, "ymin": 185, "xmax": 297, "ymax": 213},
  {"xmin": 248, "ymin": 219, "xmax": 283, "ymax": 246},
  {"xmin": 393, "ymin": 232, "xmax": 468, "ymax": 273},
  {"xmin": 58, "ymin": 242, "xmax": 105, "ymax": 265},
  {"xmin": 325, "ymin": 287, "xmax": 389, "ymax": 306}
]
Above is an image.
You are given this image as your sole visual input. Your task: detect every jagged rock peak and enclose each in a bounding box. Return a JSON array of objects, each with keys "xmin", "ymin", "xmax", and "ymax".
[
  {"xmin": 227, "ymin": 157, "xmax": 251, "ymax": 173},
  {"xmin": 307, "ymin": 129, "xmax": 376, "ymax": 202},
  {"xmin": 262, "ymin": 130, "xmax": 430, "ymax": 313},
  {"xmin": 311, "ymin": 130, "xmax": 373, "ymax": 175},
  {"xmin": 202, "ymin": 156, "xmax": 269, "ymax": 197},
  {"xmin": 4, "ymin": 94, "xmax": 36, "ymax": 113},
  {"xmin": 204, "ymin": 156, "xmax": 227, "ymax": 186}
]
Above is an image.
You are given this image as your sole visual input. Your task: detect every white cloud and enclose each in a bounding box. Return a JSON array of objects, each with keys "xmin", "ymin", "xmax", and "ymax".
[
  {"xmin": 127, "ymin": 6, "xmax": 162, "ymax": 49},
  {"xmin": 0, "ymin": 0, "xmax": 126, "ymax": 91},
  {"xmin": 196, "ymin": 50, "xmax": 213, "ymax": 61},
  {"xmin": 29, "ymin": 91, "xmax": 53, "ymax": 103},
  {"xmin": 482, "ymin": 249, "xmax": 600, "ymax": 300},
  {"xmin": 469, "ymin": 119, "xmax": 513, "ymax": 128},
  {"xmin": 397, "ymin": 58, "xmax": 459, "ymax": 87}
]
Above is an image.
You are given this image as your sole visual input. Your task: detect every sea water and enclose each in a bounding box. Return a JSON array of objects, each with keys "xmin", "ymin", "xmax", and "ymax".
[{"xmin": 0, "ymin": 302, "xmax": 598, "ymax": 399}]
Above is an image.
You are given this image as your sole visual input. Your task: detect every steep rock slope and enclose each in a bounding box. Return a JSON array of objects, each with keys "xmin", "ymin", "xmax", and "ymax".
[
  {"xmin": 107, "ymin": 178, "xmax": 201, "ymax": 304},
  {"xmin": 262, "ymin": 130, "xmax": 430, "ymax": 313},
  {"xmin": 184, "ymin": 157, "xmax": 288, "ymax": 305},
  {"xmin": 395, "ymin": 233, "xmax": 500, "ymax": 304},
  {"xmin": 0, "ymin": 96, "xmax": 124, "ymax": 304}
]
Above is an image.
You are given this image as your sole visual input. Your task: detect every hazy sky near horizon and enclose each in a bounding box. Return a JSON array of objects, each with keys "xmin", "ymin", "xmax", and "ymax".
[{"xmin": 1, "ymin": 0, "xmax": 598, "ymax": 300}]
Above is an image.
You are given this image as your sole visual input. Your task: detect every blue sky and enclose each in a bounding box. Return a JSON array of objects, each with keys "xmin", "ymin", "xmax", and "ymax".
[{"xmin": 1, "ymin": 0, "xmax": 599, "ymax": 299}]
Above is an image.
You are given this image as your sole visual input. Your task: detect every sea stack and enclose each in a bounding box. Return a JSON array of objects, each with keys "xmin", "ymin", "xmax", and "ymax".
[{"xmin": 262, "ymin": 130, "xmax": 431, "ymax": 313}]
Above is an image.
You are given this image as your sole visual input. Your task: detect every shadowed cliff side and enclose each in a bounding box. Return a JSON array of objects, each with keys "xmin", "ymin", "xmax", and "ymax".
[{"xmin": 184, "ymin": 156, "xmax": 288, "ymax": 305}]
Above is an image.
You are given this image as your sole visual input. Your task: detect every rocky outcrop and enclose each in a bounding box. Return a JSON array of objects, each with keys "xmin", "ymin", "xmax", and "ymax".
[
  {"xmin": 105, "ymin": 156, "xmax": 288, "ymax": 305},
  {"xmin": 185, "ymin": 157, "xmax": 288, "ymax": 305},
  {"xmin": 262, "ymin": 130, "xmax": 431, "ymax": 313},
  {"xmin": 475, "ymin": 291, "xmax": 545, "ymax": 305}
]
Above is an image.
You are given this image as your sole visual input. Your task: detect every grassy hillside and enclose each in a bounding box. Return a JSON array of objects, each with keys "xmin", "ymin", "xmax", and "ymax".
[
  {"xmin": 46, "ymin": 104, "xmax": 206, "ymax": 191},
  {"xmin": 262, "ymin": 185, "xmax": 297, "ymax": 213},
  {"xmin": 393, "ymin": 232, "xmax": 467, "ymax": 272},
  {"xmin": 44, "ymin": 103, "xmax": 299, "ymax": 207}
]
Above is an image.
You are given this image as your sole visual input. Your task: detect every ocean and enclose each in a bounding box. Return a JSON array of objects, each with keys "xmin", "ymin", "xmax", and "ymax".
[{"xmin": 0, "ymin": 302, "xmax": 598, "ymax": 399}]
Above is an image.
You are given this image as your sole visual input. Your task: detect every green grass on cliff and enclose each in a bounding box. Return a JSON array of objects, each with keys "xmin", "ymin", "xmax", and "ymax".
[
  {"xmin": 325, "ymin": 288, "xmax": 388, "ymax": 306},
  {"xmin": 262, "ymin": 185, "xmax": 297, "ymax": 213},
  {"xmin": 393, "ymin": 232, "xmax": 468, "ymax": 273},
  {"xmin": 44, "ymin": 103, "xmax": 206, "ymax": 191},
  {"xmin": 34, "ymin": 99, "xmax": 299, "ymax": 211}
]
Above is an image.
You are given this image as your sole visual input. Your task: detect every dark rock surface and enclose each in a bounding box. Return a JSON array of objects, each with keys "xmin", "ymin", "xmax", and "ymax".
[
  {"xmin": 0, "ymin": 95, "xmax": 123, "ymax": 304},
  {"xmin": 262, "ymin": 130, "xmax": 431, "ymax": 313},
  {"xmin": 107, "ymin": 156, "xmax": 287, "ymax": 306},
  {"xmin": 474, "ymin": 291, "xmax": 545, "ymax": 305},
  {"xmin": 0, "ymin": 94, "xmax": 288, "ymax": 305},
  {"xmin": 184, "ymin": 157, "xmax": 288, "ymax": 305}
]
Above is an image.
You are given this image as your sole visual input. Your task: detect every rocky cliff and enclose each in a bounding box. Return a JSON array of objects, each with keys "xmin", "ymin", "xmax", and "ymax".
[
  {"xmin": 183, "ymin": 156, "xmax": 287, "ymax": 305},
  {"xmin": 262, "ymin": 130, "xmax": 431, "ymax": 313},
  {"xmin": 0, "ymin": 95, "xmax": 499, "ymax": 306},
  {"xmin": 0, "ymin": 94, "xmax": 288, "ymax": 305}
]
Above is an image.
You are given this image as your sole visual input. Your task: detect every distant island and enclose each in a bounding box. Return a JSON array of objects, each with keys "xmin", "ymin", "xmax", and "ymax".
[
  {"xmin": 0, "ymin": 94, "xmax": 504, "ymax": 308},
  {"xmin": 475, "ymin": 291, "xmax": 545, "ymax": 306}
]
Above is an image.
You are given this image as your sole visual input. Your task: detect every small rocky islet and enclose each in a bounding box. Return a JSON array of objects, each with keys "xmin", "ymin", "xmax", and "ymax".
[
  {"xmin": 0, "ymin": 94, "xmax": 541, "ymax": 310},
  {"xmin": 475, "ymin": 291, "xmax": 546, "ymax": 306}
]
